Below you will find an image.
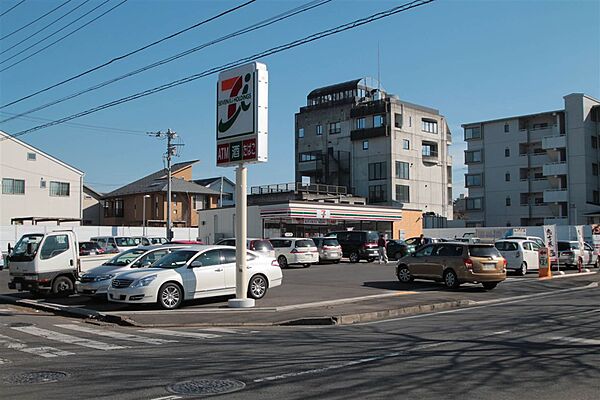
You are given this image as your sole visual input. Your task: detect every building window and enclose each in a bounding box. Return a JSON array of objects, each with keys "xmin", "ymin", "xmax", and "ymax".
[
  {"xmin": 592, "ymin": 136, "xmax": 598, "ymax": 149},
  {"xmin": 520, "ymin": 193, "xmax": 529, "ymax": 205},
  {"xmin": 465, "ymin": 174, "xmax": 482, "ymax": 187},
  {"xmin": 505, "ymin": 148, "xmax": 510, "ymax": 157},
  {"xmin": 402, "ymin": 139, "xmax": 410, "ymax": 150},
  {"xmin": 594, "ymin": 163, "xmax": 599, "ymax": 176},
  {"xmin": 506, "ymin": 196, "xmax": 511, "ymax": 206},
  {"xmin": 114, "ymin": 199, "xmax": 124, "ymax": 217},
  {"xmin": 2, "ymin": 178, "xmax": 25, "ymax": 195},
  {"xmin": 532, "ymin": 123, "xmax": 548, "ymax": 130},
  {"xmin": 465, "ymin": 150, "xmax": 482, "ymax": 163},
  {"xmin": 369, "ymin": 184, "xmax": 387, "ymax": 203},
  {"xmin": 466, "ymin": 197, "xmax": 483, "ymax": 210},
  {"xmin": 505, "ymin": 172, "xmax": 511, "ymax": 182},
  {"xmin": 299, "ymin": 151, "xmax": 319, "ymax": 162},
  {"xmin": 368, "ymin": 162, "xmax": 387, "ymax": 180},
  {"xmin": 422, "ymin": 144, "xmax": 437, "ymax": 157},
  {"xmin": 504, "ymin": 124, "xmax": 510, "ymax": 133},
  {"xmin": 298, "ymin": 128, "xmax": 304, "ymax": 138},
  {"xmin": 27, "ymin": 152, "xmax": 36, "ymax": 161},
  {"xmin": 394, "ymin": 113, "xmax": 402, "ymax": 128},
  {"xmin": 396, "ymin": 184, "xmax": 410, "ymax": 203},
  {"xmin": 373, "ymin": 115, "xmax": 385, "ymax": 128},
  {"xmin": 395, "ymin": 161, "xmax": 409, "ymax": 180},
  {"xmin": 409, "ymin": 116, "xmax": 412, "ymax": 127},
  {"xmin": 362, "ymin": 140, "xmax": 369, "ymax": 150},
  {"xmin": 49, "ymin": 181, "xmax": 70, "ymax": 197},
  {"xmin": 421, "ymin": 119, "xmax": 438, "ymax": 133},
  {"xmin": 329, "ymin": 121, "xmax": 341, "ymax": 134},
  {"xmin": 316, "ymin": 124, "xmax": 323, "ymax": 135},
  {"xmin": 464, "ymin": 126, "xmax": 481, "ymax": 140},
  {"xmin": 356, "ymin": 117, "xmax": 365, "ymax": 129},
  {"xmin": 40, "ymin": 179, "xmax": 46, "ymax": 189}
]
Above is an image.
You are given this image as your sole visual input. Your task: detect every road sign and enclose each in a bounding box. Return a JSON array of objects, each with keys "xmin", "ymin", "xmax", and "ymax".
[{"xmin": 538, "ymin": 247, "xmax": 551, "ymax": 278}]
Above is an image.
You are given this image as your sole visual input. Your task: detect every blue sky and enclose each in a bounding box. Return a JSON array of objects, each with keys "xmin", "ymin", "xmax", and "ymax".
[{"xmin": 1, "ymin": 0, "xmax": 598, "ymax": 199}]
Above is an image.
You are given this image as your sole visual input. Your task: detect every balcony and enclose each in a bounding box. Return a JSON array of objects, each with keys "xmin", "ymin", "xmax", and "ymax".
[
  {"xmin": 544, "ymin": 217, "xmax": 569, "ymax": 226},
  {"xmin": 521, "ymin": 125, "xmax": 560, "ymax": 139},
  {"xmin": 543, "ymin": 189, "xmax": 568, "ymax": 203},
  {"xmin": 543, "ymin": 162, "xmax": 568, "ymax": 176},
  {"xmin": 542, "ymin": 134, "xmax": 567, "ymax": 150}
]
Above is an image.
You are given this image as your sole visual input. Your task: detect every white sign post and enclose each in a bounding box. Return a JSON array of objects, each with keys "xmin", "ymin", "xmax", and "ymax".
[
  {"xmin": 217, "ymin": 62, "xmax": 268, "ymax": 308},
  {"xmin": 543, "ymin": 224, "xmax": 562, "ymax": 275}
]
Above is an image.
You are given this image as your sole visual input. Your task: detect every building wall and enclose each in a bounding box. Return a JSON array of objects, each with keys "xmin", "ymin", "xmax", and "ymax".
[
  {"xmin": 197, "ymin": 206, "xmax": 262, "ymax": 244},
  {"xmin": 0, "ymin": 135, "xmax": 83, "ymax": 225},
  {"xmin": 82, "ymin": 188, "xmax": 102, "ymax": 225},
  {"xmin": 392, "ymin": 209, "xmax": 423, "ymax": 240}
]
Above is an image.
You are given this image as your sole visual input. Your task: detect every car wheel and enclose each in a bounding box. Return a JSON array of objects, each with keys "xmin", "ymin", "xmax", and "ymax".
[
  {"xmin": 482, "ymin": 282, "xmax": 498, "ymax": 290},
  {"xmin": 349, "ymin": 252, "xmax": 359, "ymax": 263},
  {"xmin": 248, "ymin": 274, "xmax": 268, "ymax": 300},
  {"xmin": 158, "ymin": 282, "xmax": 183, "ymax": 309},
  {"xmin": 519, "ymin": 262, "xmax": 528, "ymax": 276},
  {"xmin": 397, "ymin": 265, "xmax": 413, "ymax": 283},
  {"xmin": 303, "ymin": 263, "xmax": 311, "ymax": 268},
  {"xmin": 277, "ymin": 255, "xmax": 288, "ymax": 269},
  {"xmin": 443, "ymin": 269, "xmax": 460, "ymax": 290},
  {"xmin": 52, "ymin": 276, "xmax": 74, "ymax": 297},
  {"xmin": 333, "ymin": 259, "xmax": 341, "ymax": 264}
]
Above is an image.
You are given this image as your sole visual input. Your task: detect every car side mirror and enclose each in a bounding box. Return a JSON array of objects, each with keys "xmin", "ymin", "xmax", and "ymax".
[{"xmin": 190, "ymin": 260, "xmax": 202, "ymax": 268}]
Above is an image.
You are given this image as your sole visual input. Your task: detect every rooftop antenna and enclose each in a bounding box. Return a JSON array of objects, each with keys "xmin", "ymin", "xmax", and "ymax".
[{"xmin": 377, "ymin": 41, "xmax": 380, "ymax": 93}]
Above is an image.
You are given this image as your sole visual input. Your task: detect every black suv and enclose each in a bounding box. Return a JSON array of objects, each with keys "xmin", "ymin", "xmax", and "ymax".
[{"xmin": 325, "ymin": 230, "xmax": 380, "ymax": 263}]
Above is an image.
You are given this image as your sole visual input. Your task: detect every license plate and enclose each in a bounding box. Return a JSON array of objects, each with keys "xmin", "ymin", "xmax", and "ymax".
[
  {"xmin": 15, "ymin": 283, "xmax": 21, "ymax": 290},
  {"xmin": 482, "ymin": 264, "xmax": 496, "ymax": 271},
  {"xmin": 329, "ymin": 252, "xmax": 338, "ymax": 257}
]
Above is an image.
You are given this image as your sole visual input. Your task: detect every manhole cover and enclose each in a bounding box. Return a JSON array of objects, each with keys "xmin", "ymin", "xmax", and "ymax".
[
  {"xmin": 6, "ymin": 371, "xmax": 69, "ymax": 385},
  {"xmin": 167, "ymin": 379, "xmax": 245, "ymax": 396}
]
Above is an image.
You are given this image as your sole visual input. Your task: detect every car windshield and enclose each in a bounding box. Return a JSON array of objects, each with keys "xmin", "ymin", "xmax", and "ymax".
[
  {"xmin": 12, "ymin": 234, "xmax": 44, "ymax": 256},
  {"xmin": 104, "ymin": 249, "xmax": 147, "ymax": 266},
  {"xmin": 295, "ymin": 240, "xmax": 315, "ymax": 248},
  {"xmin": 151, "ymin": 250, "xmax": 197, "ymax": 269},
  {"xmin": 366, "ymin": 232, "xmax": 379, "ymax": 242},
  {"xmin": 469, "ymin": 245, "xmax": 501, "ymax": 258},
  {"xmin": 322, "ymin": 238, "xmax": 339, "ymax": 246},
  {"xmin": 115, "ymin": 237, "xmax": 136, "ymax": 246}
]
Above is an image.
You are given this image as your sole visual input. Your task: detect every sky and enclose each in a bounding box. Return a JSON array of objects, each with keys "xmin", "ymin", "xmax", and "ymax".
[{"xmin": 1, "ymin": 0, "xmax": 599, "ymax": 200}]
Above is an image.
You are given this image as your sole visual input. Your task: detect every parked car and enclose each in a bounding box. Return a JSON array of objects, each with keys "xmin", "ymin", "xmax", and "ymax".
[
  {"xmin": 386, "ymin": 239, "xmax": 412, "ymax": 260},
  {"xmin": 215, "ymin": 238, "xmax": 275, "ymax": 258},
  {"xmin": 107, "ymin": 246, "xmax": 282, "ymax": 309},
  {"xmin": 79, "ymin": 241, "xmax": 105, "ymax": 256},
  {"xmin": 556, "ymin": 241, "xmax": 598, "ymax": 269},
  {"xmin": 404, "ymin": 236, "xmax": 444, "ymax": 251},
  {"xmin": 396, "ymin": 242, "xmax": 507, "ymax": 290},
  {"xmin": 132, "ymin": 236, "xmax": 168, "ymax": 246},
  {"xmin": 325, "ymin": 231, "xmax": 379, "ymax": 263},
  {"xmin": 495, "ymin": 239, "xmax": 541, "ymax": 275},
  {"xmin": 76, "ymin": 245, "xmax": 187, "ymax": 296},
  {"xmin": 311, "ymin": 237, "xmax": 342, "ymax": 264},
  {"xmin": 505, "ymin": 235, "xmax": 545, "ymax": 248},
  {"xmin": 269, "ymin": 238, "xmax": 319, "ymax": 268},
  {"xmin": 165, "ymin": 240, "xmax": 204, "ymax": 245},
  {"xmin": 90, "ymin": 236, "xmax": 137, "ymax": 253}
]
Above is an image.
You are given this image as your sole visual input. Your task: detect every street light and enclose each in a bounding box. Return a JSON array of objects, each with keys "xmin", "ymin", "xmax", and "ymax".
[{"xmin": 143, "ymin": 195, "xmax": 151, "ymax": 236}]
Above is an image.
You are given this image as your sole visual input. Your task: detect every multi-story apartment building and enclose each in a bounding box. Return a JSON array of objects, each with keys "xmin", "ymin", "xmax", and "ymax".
[
  {"xmin": 294, "ymin": 78, "xmax": 453, "ymax": 218},
  {"xmin": 462, "ymin": 93, "xmax": 600, "ymax": 227}
]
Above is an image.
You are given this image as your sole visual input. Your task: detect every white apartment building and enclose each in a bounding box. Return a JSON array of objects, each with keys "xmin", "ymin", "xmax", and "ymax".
[
  {"xmin": 462, "ymin": 93, "xmax": 600, "ymax": 227},
  {"xmin": 0, "ymin": 130, "xmax": 84, "ymax": 225},
  {"xmin": 295, "ymin": 78, "xmax": 453, "ymax": 219}
]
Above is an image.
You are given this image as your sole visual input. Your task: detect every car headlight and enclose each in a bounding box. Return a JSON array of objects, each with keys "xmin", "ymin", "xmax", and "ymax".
[
  {"xmin": 95, "ymin": 274, "xmax": 115, "ymax": 282},
  {"xmin": 132, "ymin": 274, "xmax": 157, "ymax": 288}
]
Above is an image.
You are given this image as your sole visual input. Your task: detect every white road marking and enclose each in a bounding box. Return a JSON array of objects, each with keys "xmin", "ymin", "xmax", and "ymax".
[
  {"xmin": 139, "ymin": 328, "xmax": 220, "ymax": 339},
  {"xmin": 253, "ymin": 341, "xmax": 448, "ymax": 383},
  {"xmin": 55, "ymin": 324, "xmax": 177, "ymax": 345},
  {"xmin": 200, "ymin": 327, "xmax": 240, "ymax": 334},
  {"xmin": 0, "ymin": 333, "xmax": 74, "ymax": 358},
  {"xmin": 0, "ymin": 358, "xmax": 10, "ymax": 364},
  {"xmin": 148, "ymin": 396, "xmax": 182, "ymax": 400},
  {"xmin": 551, "ymin": 336, "xmax": 600, "ymax": 346},
  {"xmin": 11, "ymin": 326, "xmax": 127, "ymax": 351}
]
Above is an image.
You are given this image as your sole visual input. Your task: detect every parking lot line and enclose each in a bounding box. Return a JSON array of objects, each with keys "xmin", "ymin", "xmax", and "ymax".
[
  {"xmin": 139, "ymin": 328, "xmax": 220, "ymax": 339},
  {"xmin": 550, "ymin": 336, "xmax": 600, "ymax": 346},
  {"xmin": 55, "ymin": 324, "xmax": 178, "ymax": 345},
  {"xmin": 0, "ymin": 332, "xmax": 75, "ymax": 358},
  {"xmin": 11, "ymin": 326, "xmax": 128, "ymax": 351}
]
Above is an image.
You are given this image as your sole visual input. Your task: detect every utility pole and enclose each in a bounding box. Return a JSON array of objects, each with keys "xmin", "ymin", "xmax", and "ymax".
[{"xmin": 148, "ymin": 129, "xmax": 182, "ymax": 240}]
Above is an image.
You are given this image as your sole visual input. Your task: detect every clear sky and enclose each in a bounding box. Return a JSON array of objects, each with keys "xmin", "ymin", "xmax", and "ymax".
[{"xmin": 1, "ymin": 0, "xmax": 598, "ymax": 199}]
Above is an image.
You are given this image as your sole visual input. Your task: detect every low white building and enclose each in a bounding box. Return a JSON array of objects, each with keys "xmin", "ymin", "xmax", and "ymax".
[{"xmin": 0, "ymin": 130, "xmax": 84, "ymax": 225}]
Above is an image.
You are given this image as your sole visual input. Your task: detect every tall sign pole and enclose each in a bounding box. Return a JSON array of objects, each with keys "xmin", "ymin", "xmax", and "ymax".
[{"xmin": 216, "ymin": 62, "xmax": 268, "ymax": 308}]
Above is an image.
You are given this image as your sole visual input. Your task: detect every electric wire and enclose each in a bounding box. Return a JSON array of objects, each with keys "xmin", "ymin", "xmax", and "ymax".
[
  {"xmin": 0, "ymin": 0, "xmax": 91, "ymax": 56},
  {"xmin": 0, "ymin": 0, "xmax": 256, "ymax": 108},
  {"xmin": 0, "ymin": 0, "xmax": 26, "ymax": 19},
  {"xmin": 0, "ymin": 0, "xmax": 333, "ymax": 124},
  {"xmin": 3, "ymin": 0, "xmax": 436, "ymax": 141},
  {"xmin": 0, "ymin": 0, "xmax": 72, "ymax": 42},
  {"xmin": 0, "ymin": 0, "xmax": 120, "ymax": 71}
]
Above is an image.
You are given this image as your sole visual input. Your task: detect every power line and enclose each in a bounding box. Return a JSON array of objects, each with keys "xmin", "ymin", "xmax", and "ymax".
[
  {"xmin": 0, "ymin": 0, "xmax": 72, "ymax": 41},
  {"xmin": 0, "ymin": 0, "xmax": 91, "ymax": 57},
  {"xmin": 0, "ymin": 0, "xmax": 26, "ymax": 18},
  {"xmin": 0, "ymin": 0, "xmax": 332, "ymax": 124},
  {"xmin": 3, "ymin": 0, "xmax": 436, "ymax": 141},
  {"xmin": 0, "ymin": 0, "xmax": 117, "ymax": 70},
  {"xmin": 0, "ymin": 0, "xmax": 256, "ymax": 108}
]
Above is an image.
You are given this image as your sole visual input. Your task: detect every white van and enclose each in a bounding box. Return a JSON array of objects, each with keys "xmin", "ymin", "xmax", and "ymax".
[{"xmin": 495, "ymin": 239, "xmax": 541, "ymax": 275}]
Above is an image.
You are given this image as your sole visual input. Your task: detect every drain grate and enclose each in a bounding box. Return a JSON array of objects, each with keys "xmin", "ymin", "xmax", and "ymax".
[
  {"xmin": 6, "ymin": 371, "xmax": 69, "ymax": 385},
  {"xmin": 167, "ymin": 379, "xmax": 245, "ymax": 396}
]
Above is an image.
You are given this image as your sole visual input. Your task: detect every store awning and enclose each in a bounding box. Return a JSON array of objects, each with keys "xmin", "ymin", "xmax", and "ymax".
[{"xmin": 260, "ymin": 201, "xmax": 402, "ymax": 222}]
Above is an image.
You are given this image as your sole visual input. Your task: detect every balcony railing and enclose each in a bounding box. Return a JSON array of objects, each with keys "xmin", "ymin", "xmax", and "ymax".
[
  {"xmin": 250, "ymin": 182, "xmax": 347, "ymax": 195},
  {"xmin": 542, "ymin": 134, "xmax": 567, "ymax": 150},
  {"xmin": 543, "ymin": 162, "xmax": 568, "ymax": 176},
  {"xmin": 543, "ymin": 189, "xmax": 568, "ymax": 203}
]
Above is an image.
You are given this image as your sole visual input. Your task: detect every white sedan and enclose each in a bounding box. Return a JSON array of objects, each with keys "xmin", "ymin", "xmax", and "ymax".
[{"xmin": 107, "ymin": 245, "xmax": 282, "ymax": 309}]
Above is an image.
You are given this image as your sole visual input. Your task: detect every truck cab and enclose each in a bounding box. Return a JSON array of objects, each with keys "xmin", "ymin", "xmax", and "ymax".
[{"xmin": 7, "ymin": 231, "xmax": 79, "ymax": 296}]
